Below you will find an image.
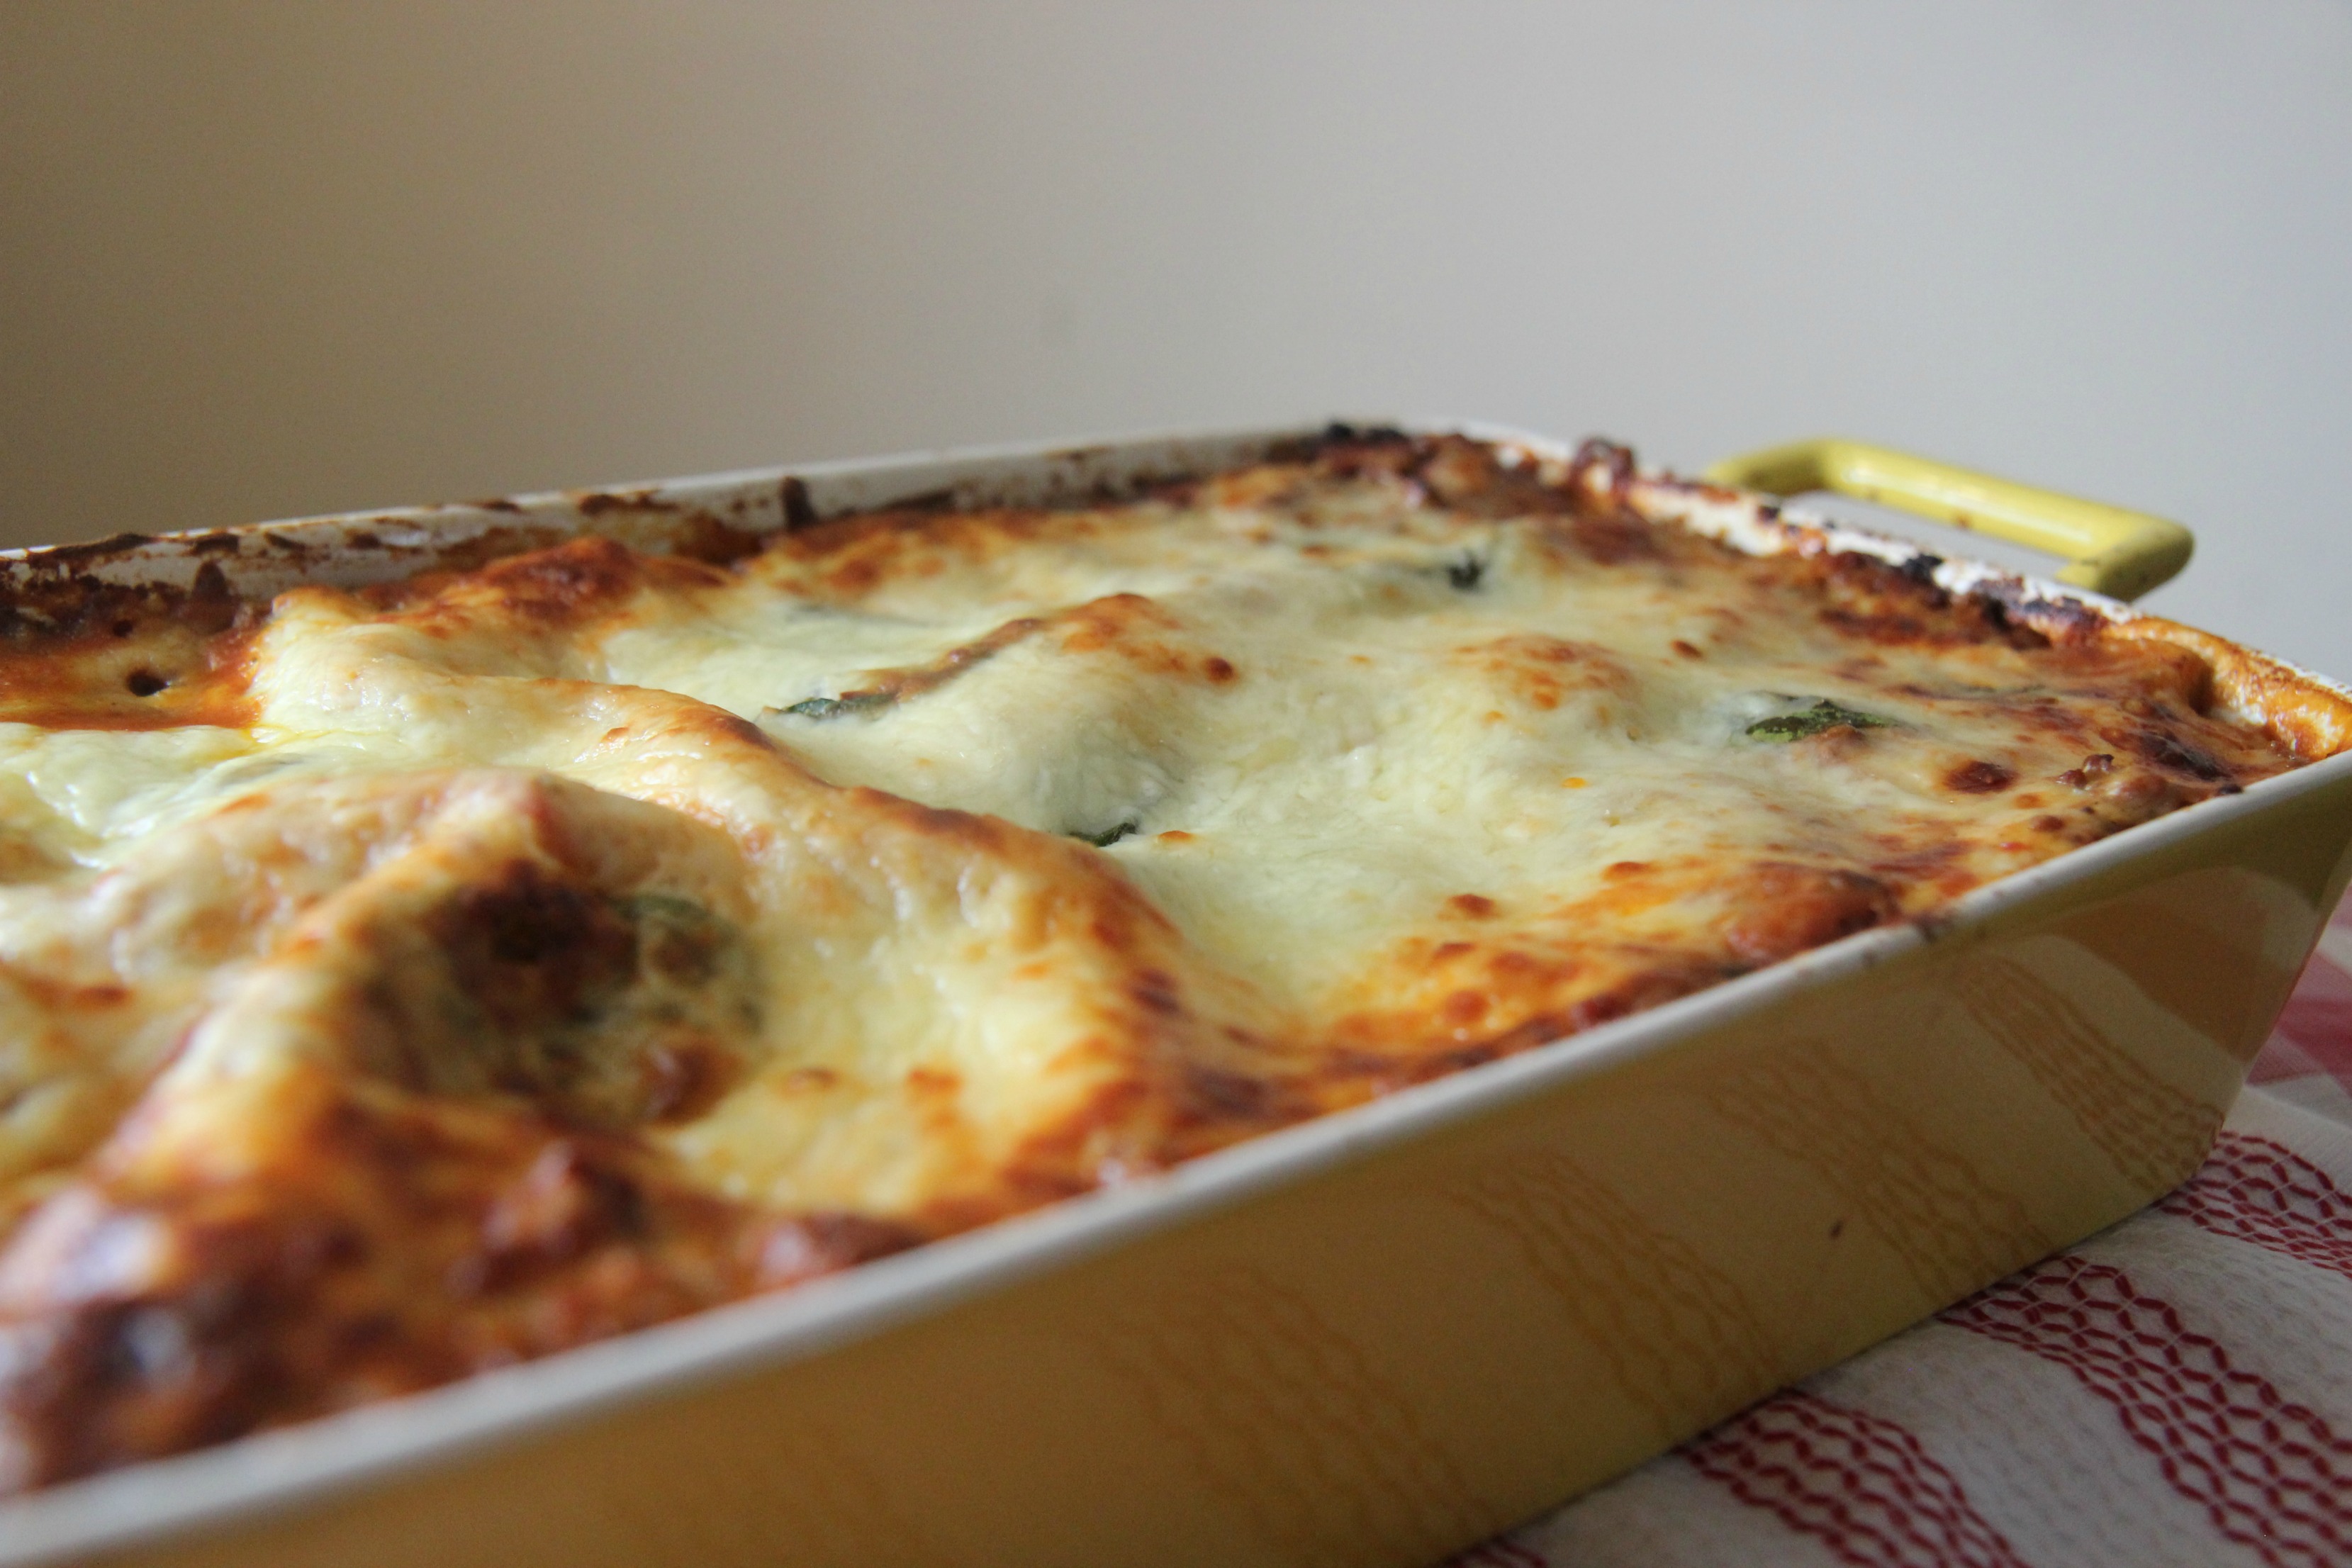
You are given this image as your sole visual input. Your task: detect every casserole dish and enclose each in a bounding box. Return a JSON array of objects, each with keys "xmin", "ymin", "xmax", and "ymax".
[{"xmin": 2, "ymin": 422, "xmax": 2349, "ymax": 1567}]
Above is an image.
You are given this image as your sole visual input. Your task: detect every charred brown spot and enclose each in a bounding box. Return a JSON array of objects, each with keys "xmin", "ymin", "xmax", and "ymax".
[
  {"xmin": 179, "ymin": 561, "xmax": 233, "ymax": 632},
  {"xmin": 1562, "ymin": 511, "xmax": 1663, "ymax": 566},
  {"xmin": 1971, "ymin": 578, "xmax": 2109, "ymax": 645},
  {"xmin": 459, "ymin": 537, "xmax": 644, "ymax": 622},
  {"xmin": 433, "ymin": 862, "xmax": 638, "ymax": 1035},
  {"xmin": 1796, "ymin": 549, "xmax": 2053, "ymax": 650},
  {"xmin": 1440, "ymin": 989, "xmax": 1489, "ymax": 1027},
  {"xmin": 1560, "ymin": 969, "xmax": 1720, "ymax": 1031},
  {"xmin": 574, "ymin": 488, "xmax": 676, "ymax": 517},
  {"xmin": 354, "ymin": 863, "xmax": 761, "ymax": 1132},
  {"xmin": 1570, "ymin": 437, "xmax": 1635, "ymax": 501},
  {"xmin": 2129, "ymin": 727, "xmax": 2232, "ymax": 783},
  {"xmin": 1266, "ymin": 423, "xmax": 1413, "ymax": 472},
  {"xmin": 666, "ymin": 513, "xmax": 766, "ymax": 566},
  {"xmin": 1445, "ymin": 893, "xmax": 1499, "ymax": 919},
  {"xmin": 1722, "ymin": 865, "xmax": 1898, "ymax": 966},
  {"xmin": 1203, "ymin": 656, "xmax": 1238, "ymax": 683},
  {"xmin": 1671, "ymin": 639, "xmax": 1704, "ymax": 659},
  {"xmin": 1253, "ymin": 431, "xmax": 1584, "ymax": 523},
  {"xmin": 2056, "ymin": 753, "xmax": 2115, "ymax": 788},
  {"xmin": 779, "ymin": 475, "xmax": 819, "ymax": 532},
  {"xmin": 1129, "ymin": 970, "xmax": 1184, "ymax": 1017},
  {"xmin": 1182, "ymin": 1065, "xmax": 1279, "ymax": 1121},
  {"xmin": 1945, "ymin": 760, "xmax": 2017, "ymax": 795}
]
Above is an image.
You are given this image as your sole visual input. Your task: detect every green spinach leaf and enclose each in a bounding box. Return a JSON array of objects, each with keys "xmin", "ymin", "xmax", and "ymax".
[{"xmin": 1745, "ymin": 700, "xmax": 1895, "ymax": 742}]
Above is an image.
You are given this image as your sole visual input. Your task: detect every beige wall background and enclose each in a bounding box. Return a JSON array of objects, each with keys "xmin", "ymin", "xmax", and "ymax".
[{"xmin": 4, "ymin": 2, "xmax": 2349, "ymax": 670}]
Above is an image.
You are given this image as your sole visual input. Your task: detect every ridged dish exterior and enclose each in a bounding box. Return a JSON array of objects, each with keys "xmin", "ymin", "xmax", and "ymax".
[{"xmin": 9, "ymin": 425, "xmax": 2351, "ymax": 1568}]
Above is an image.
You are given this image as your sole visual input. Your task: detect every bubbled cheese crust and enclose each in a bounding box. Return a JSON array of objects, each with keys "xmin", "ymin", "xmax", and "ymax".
[{"xmin": 0, "ymin": 432, "xmax": 2322, "ymax": 1489}]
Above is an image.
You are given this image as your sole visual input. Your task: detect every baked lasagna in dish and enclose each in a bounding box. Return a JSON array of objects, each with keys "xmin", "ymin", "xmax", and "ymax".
[{"xmin": 0, "ymin": 429, "xmax": 2336, "ymax": 1491}]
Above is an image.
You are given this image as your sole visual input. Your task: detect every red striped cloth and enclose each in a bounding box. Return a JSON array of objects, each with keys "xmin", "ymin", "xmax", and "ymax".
[{"xmin": 1448, "ymin": 898, "xmax": 2352, "ymax": 1568}]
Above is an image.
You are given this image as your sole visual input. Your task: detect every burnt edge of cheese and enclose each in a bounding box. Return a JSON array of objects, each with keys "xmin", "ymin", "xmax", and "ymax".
[
  {"xmin": 0, "ymin": 562, "xmax": 260, "ymax": 731},
  {"xmin": 0, "ymin": 430, "xmax": 2340, "ymax": 1494}
]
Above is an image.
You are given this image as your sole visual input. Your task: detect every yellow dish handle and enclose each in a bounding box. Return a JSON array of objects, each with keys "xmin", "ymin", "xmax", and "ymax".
[{"xmin": 1703, "ymin": 437, "xmax": 2193, "ymax": 601}]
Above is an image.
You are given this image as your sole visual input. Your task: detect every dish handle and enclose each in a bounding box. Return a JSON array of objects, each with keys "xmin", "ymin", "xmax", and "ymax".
[{"xmin": 1703, "ymin": 437, "xmax": 2193, "ymax": 601}]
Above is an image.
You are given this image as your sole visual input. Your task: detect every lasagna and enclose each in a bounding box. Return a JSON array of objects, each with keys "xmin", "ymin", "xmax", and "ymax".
[{"xmin": 0, "ymin": 429, "xmax": 2333, "ymax": 1491}]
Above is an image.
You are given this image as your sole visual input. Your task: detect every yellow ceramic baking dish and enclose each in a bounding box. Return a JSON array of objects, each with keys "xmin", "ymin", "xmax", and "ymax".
[{"xmin": 4, "ymin": 423, "xmax": 2348, "ymax": 1568}]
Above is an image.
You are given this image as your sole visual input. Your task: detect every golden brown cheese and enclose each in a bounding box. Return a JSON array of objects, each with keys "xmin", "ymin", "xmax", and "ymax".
[{"xmin": 0, "ymin": 431, "xmax": 2329, "ymax": 1490}]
